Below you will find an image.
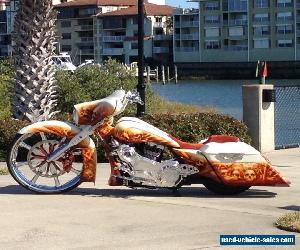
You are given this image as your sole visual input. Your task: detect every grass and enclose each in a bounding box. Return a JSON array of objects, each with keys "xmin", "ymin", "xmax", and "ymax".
[
  {"xmin": 147, "ymin": 95, "xmax": 217, "ymax": 114},
  {"xmin": 275, "ymin": 212, "xmax": 300, "ymax": 233}
]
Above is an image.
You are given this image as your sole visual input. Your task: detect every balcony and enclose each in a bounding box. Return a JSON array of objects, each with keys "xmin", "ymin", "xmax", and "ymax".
[
  {"xmin": 180, "ymin": 33, "xmax": 199, "ymax": 40},
  {"xmin": 229, "ymin": 19, "xmax": 247, "ymax": 26},
  {"xmin": 181, "ymin": 21, "xmax": 199, "ymax": 27},
  {"xmin": 224, "ymin": 45, "xmax": 248, "ymax": 51},
  {"xmin": 175, "ymin": 47, "xmax": 199, "ymax": 52},
  {"xmin": 153, "ymin": 47, "xmax": 169, "ymax": 53},
  {"xmin": 80, "ymin": 37, "xmax": 94, "ymax": 42},
  {"xmin": 297, "ymin": 30, "xmax": 300, "ymax": 36},
  {"xmin": 153, "ymin": 22, "xmax": 166, "ymax": 28},
  {"xmin": 252, "ymin": 19, "xmax": 269, "ymax": 25},
  {"xmin": 102, "ymin": 48, "xmax": 124, "ymax": 55},
  {"xmin": 153, "ymin": 34, "xmax": 172, "ymax": 40},
  {"xmin": 80, "ymin": 49, "xmax": 94, "ymax": 55},
  {"xmin": 102, "ymin": 36, "xmax": 125, "ymax": 42},
  {"xmin": 277, "ymin": 17, "xmax": 293, "ymax": 24},
  {"xmin": 74, "ymin": 25, "xmax": 93, "ymax": 31}
]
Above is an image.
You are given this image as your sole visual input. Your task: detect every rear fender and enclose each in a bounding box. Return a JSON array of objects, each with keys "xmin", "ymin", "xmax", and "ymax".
[{"xmin": 19, "ymin": 120, "xmax": 97, "ymax": 183}]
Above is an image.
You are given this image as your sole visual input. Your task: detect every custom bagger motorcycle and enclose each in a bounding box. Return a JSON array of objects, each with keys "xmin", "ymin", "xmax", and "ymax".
[{"xmin": 7, "ymin": 90, "xmax": 290, "ymax": 194}]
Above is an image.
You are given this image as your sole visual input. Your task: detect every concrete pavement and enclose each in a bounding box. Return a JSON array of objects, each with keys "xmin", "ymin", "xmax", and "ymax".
[{"xmin": 0, "ymin": 148, "xmax": 299, "ymax": 250}]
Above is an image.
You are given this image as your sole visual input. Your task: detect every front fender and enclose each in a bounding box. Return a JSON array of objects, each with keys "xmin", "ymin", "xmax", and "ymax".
[{"xmin": 19, "ymin": 120, "xmax": 97, "ymax": 183}]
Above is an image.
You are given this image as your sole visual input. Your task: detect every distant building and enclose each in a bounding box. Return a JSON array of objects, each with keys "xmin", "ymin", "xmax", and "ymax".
[
  {"xmin": 55, "ymin": 0, "xmax": 173, "ymax": 65},
  {"xmin": 0, "ymin": 0, "xmax": 71, "ymax": 58},
  {"xmin": 95, "ymin": 2, "xmax": 173, "ymax": 64},
  {"xmin": 173, "ymin": 0, "xmax": 300, "ymax": 63}
]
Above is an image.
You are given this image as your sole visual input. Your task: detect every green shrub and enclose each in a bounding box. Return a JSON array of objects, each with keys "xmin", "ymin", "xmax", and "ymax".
[
  {"xmin": 0, "ymin": 59, "xmax": 14, "ymax": 120},
  {"xmin": 0, "ymin": 114, "xmax": 251, "ymax": 162},
  {"xmin": 142, "ymin": 113, "xmax": 251, "ymax": 144},
  {"xmin": 0, "ymin": 119, "xmax": 30, "ymax": 161}
]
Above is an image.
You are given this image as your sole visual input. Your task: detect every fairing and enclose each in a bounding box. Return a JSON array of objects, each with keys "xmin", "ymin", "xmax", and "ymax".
[
  {"xmin": 19, "ymin": 121, "xmax": 97, "ymax": 182},
  {"xmin": 114, "ymin": 117, "xmax": 180, "ymax": 148}
]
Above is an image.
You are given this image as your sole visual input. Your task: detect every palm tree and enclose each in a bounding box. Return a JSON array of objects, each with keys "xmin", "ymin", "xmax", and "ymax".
[{"xmin": 13, "ymin": 0, "xmax": 58, "ymax": 122}]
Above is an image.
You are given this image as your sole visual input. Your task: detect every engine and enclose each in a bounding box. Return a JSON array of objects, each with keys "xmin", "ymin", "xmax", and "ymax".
[{"xmin": 114, "ymin": 143, "xmax": 199, "ymax": 188}]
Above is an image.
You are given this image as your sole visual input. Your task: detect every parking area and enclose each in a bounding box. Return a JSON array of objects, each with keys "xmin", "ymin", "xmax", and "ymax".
[{"xmin": 0, "ymin": 148, "xmax": 299, "ymax": 249}]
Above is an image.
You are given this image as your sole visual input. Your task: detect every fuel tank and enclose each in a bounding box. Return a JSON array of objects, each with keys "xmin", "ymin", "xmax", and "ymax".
[{"xmin": 114, "ymin": 117, "xmax": 180, "ymax": 148}]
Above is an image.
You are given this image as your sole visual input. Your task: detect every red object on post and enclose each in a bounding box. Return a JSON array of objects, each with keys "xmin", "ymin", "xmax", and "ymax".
[{"xmin": 262, "ymin": 61, "xmax": 268, "ymax": 78}]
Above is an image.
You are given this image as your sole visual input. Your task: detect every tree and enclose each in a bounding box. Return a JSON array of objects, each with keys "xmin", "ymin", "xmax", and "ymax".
[{"xmin": 13, "ymin": 0, "xmax": 58, "ymax": 122}]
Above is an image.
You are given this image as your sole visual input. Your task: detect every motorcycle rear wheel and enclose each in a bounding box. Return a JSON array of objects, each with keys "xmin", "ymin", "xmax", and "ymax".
[
  {"xmin": 7, "ymin": 133, "xmax": 83, "ymax": 194},
  {"xmin": 203, "ymin": 181, "xmax": 250, "ymax": 195}
]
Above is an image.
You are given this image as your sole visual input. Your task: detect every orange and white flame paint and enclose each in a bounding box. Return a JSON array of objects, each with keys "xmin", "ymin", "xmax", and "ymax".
[{"xmin": 19, "ymin": 121, "xmax": 97, "ymax": 182}]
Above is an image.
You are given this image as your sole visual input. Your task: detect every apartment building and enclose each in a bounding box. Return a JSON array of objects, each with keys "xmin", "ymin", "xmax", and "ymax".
[
  {"xmin": 55, "ymin": 0, "xmax": 172, "ymax": 65},
  {"xmin": 94, "ymin": 2, "xmax": 173, "ymax": 64},
  {"xmin": 174, "ymin": 0, "xmax": 300, "ymax": 63},
  {"xmin": 55, "ymin": 0, "xmax": 139, "ymax": 64},
  {"xmin": 0, "ymin": 0, "xmax": 70, "ymax": 58}
]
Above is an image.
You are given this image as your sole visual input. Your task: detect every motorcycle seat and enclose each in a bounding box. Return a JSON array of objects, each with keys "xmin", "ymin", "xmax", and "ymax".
[
  {"xmin": 203, "ymin": 135, "xmax": 240, "ymax": 144},
  {"xmin": 169, "ymin": 135, "xmax": 203, "ymax": 150}
]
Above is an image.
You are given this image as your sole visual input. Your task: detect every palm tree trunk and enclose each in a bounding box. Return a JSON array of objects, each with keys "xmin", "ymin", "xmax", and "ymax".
[{"xmin": 13, "ymin": 0, "xmax": 58, "ymax": 122}]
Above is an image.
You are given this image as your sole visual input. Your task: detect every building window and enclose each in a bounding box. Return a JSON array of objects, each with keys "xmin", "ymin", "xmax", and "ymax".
[
  {"xmin": 254, "ymin": 39, "xmax": 269, "ymax": 48},
  {"xmin": 62, "ymin": 33, "xmax": 71, "ymax": 39},
  {"xmin": 253, "ymin": 13, "xmax": 269, "ymax": 22},
  {"xmin": 205, "ymin": 28, "xmax": 219, "ymax": 37},
  {"xmin": 277, "ymin": 24, "xmax": 293, "ymax": 34},
  {"xmin": 277, "ymin": 0, "xmax": 293, "ymax": 8},
  {"xmin": 155, "ymin": 17, "xmax": 162, "ymax": 23},
  {"xmin": 204, "ymin": 1, "xmax": 219, "ymax": 10},
  {"xmin": 61, "ymin": 45, "xmax": 72, "ymax": 52},
  {"xmin": 254, "ymin": 0, "xmax": 269, "ymax": 8},
  {"xmin": 204, "ymin": 14, "xmax": 219, "ymax": 24},
  {"xmin": 277, "ymin": 12, "xmax": 293, "ymax": 22},
  {"xmin": 229, "ymin": 26, "xmax": 244, "ymax": 36},
  {"xmin": 61, "ymin": 20, "xmax": 71, "ymax": 28},
  {"xmin": 205, "ymin": 40, "xmax": 220, "ymax": 49},
  {"xmin": 277, "ymin": 39, "xmax": 293, "ymax": 47},
  {"xmin": 131, "ymin": 42, "xmax": 138, "ymax": 50},
  {"xmin": 253, "ymin": 26, "xmax": 270, "ymax": 35},
  {"xmin": 228, "ymin": 0, "xmax": 247, "ymax": 11}
]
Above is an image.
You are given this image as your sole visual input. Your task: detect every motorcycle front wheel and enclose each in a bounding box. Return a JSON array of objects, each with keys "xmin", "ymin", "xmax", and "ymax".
[
  {"xmin": 7, "ymin": 133, "xmax": 83, "ymax": 194},
  {"xmin": 203, "ymin": 180, "xmax": 251, "ymax": 195}
]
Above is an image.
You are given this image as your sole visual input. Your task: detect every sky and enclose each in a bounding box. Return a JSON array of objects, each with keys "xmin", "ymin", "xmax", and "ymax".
[{"xmin": 165, "ymin": 0, "xmax": 198, "ymax": 8}]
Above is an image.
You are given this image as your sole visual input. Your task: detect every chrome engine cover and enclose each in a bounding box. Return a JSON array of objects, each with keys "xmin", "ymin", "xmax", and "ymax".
[{"xmin": 115, "ymin": 144, "xmax": 199, "ymax": 188}]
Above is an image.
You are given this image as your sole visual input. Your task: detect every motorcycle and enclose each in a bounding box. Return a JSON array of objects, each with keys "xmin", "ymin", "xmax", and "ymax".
[{"xmin": 7, "ymin": 90, "xmax": 290, "ymax": 194}]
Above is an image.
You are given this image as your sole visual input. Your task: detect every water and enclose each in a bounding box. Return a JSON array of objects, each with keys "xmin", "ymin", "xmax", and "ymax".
[
  {"xmin": 152, "ymin": 79, "xmax": 300, "ymax": 147},
  {"xmin": 152, "ymin": 79, "xmax": 300, "ymax": 120}
]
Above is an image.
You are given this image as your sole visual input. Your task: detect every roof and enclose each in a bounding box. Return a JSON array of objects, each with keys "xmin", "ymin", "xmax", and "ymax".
[
  {"xmin": 96, "ymin": 3, "xmax": 174, "ymax": 17},
  {"xmin": 55, "ymin": 0, "xmax": 137, "ymax": 8}
]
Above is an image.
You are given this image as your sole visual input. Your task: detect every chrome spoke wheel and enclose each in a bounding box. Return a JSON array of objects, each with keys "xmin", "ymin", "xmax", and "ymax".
[{"xmin": 7, "ymin": 133, "xmax": 83, "ymax": 194}]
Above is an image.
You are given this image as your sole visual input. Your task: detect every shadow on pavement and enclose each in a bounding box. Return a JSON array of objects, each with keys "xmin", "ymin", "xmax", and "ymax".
[
  {"xmin": 278, "ymin": 205, "xmax": 300, "ymax": 211},
  {"xmin": 72, "ymin": 186, "xmax": 277, "ymax": 199},
  {"xmin": 0, "ymin": 185, "xmax": 277, "ymax": 198}
]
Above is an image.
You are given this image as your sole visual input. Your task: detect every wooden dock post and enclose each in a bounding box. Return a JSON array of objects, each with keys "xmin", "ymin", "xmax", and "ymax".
[
  {"xmin": 161, "ymin": 65, "xmax": 165, "ymax": 85},
  {"xmin": 146, "ymin": 66, "xmax": 151, "ymax": 84},
  {"xmin": 167, "ymin": 66, "xmax": 170, "ymax": 82},
  {"xmin": 156, "ymin": 66, "xmax": 159, "ymax": 83},
  {"xmin": 174, "ymin": 65, "xmax": 178, "ymax": 84}
]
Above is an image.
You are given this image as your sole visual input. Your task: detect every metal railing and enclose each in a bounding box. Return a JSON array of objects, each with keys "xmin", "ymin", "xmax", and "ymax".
[
  {"xmin": 102, "ymin": 36, "xmax": 125, "ymax": 42},
  {"xmin": 224, "ymin": 45, "xmax": 248, "ymax": 51},
  {"xmin": 153, "ymin": 34, "xmax": 172, "ymax": 40},
  {"xmin": 181, "ymin": 21, "xmax": 199, "ymax": 27},
  {"xmin": 102, "ymin": 48, "xmax": 124, "ymax": 55},
  {"xmin": 175, "ymin": 47, "xmax": 199, "ymax": 52},
  {"xmin": 275, "ymin": 85, "xmax": 300, "ymax": 149},
  {"xmin": 153, "ymin": 47, "xmax": 169, "ymax": 53},
  {"xmin": 180, "ymin": 33, "xmax": 199, "ymax": 40}
]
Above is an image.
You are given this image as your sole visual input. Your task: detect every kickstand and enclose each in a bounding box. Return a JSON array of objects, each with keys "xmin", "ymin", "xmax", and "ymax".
[{"xmin": 171, "ymin": 188, "xmax": 181, "ymax": 197}]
